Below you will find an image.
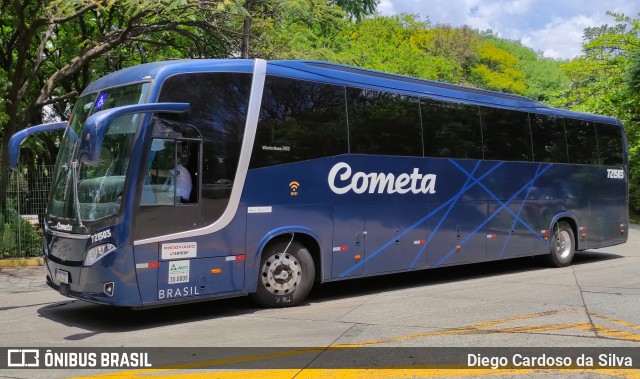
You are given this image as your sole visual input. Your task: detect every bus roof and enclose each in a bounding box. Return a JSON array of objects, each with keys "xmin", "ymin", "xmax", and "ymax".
[
  {"xmin": 268, "ymin": 60, "xmax": 620, "ymax": 124},
  {"xmin": 82, "ymin": 59, "xmax": 256, "ymax": 94},
  {"xmin": 82, "ymin": 58, "xmax": 620, "ymax": 125}
]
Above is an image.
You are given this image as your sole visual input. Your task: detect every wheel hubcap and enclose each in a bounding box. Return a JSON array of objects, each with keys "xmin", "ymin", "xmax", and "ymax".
[
  {"xmin": 261, "ymin": 253, "xmax": 301, "ymax": 295},
  {"xmin": 555, "ymin": 230, "xmax": 572, "ymax": 259}
]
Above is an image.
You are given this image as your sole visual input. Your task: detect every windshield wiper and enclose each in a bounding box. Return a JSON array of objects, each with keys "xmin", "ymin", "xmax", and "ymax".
[{"xmin": 71, "ymin": 160, "xmax": 84, "ymax": 228}]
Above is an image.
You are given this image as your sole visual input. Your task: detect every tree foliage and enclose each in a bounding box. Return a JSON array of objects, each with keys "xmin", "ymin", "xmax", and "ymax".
[
  {"xmin": 2, "ymin": 2, "xmax": 640, "ymax": 216},
  {"xmin": 485, "ymin": 38, "xmax": 568, "ymax": 101},
  {"xmin": 331, "ymin": 0, "xmax": 378, "ymax": 21},
  {"xmin": 328, "ymin": 15, "xmax": 463, "ymax": 82},
  {"xmin": 0, "ymin": 0, "xmax": 246, "ymax": 212},
  {"xmin": 244, "ymin": 0, "xmax": 348, "ymax": 60},
  {"xmin": 0, "ymin": 0, "xmax": 244, "ymax": 150},
  {"xmin": 471, "ymin": 41, "xmax": 526, "ymax": 94},
  {"xmin": 554, "ymin": 12, "xmax": 640, "ymax": 213}
]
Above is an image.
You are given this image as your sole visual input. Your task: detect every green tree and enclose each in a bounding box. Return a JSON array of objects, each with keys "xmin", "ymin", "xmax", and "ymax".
[
  {"xmin": 486, "ymin": 38, "xmax": 569, "ymax": 101},
  {"xmin": 246, "ymin": 0, "xmax": 349, "ymax": 60},
  {"xmin": 420, "ymin": 25, "xmax": 482, "ymax": 84},
  {"xmin": 628, "ymin": 50, "xmax": 640, "ymax": 215},
  {"xmin": 328, "ymin": 15, "xmax": 462, "ymax": 82},
  {"xmin": 239, "ymin": 0, "xmax": 377, "ymax": 59},
  {"xmin": 0, "ymin": 0, "xmax": 245, "ymax": 212},
  {"xmin": 332, "ymin": 0, "xmax": 378, "ymax": 21},
  {"xmin": 555, "ymin": 12, "xmax": 640, "ymax": 213},
  {"xmin": 471, "ymin": 41, "xmax": 526, "ymax": 95},
  {"xmin": 630, "ymin": 50, "xmax": 640, "ymax": 94}
]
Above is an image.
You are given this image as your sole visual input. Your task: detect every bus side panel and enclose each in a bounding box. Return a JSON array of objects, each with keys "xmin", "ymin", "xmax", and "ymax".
[
  {"xmin": 134, "ymin": 243, "xmax": 159, "ymax": 304},
  {"xmin": 426, "ymin": 200, "xmax": 487, "ymax": 267},
  {"xmin": 486, "ymin": 201, "xmax": 538, "ymax": 260},
  {"xmin": 587, "ymin": 166, "xmax": 628, "ymax": 248},
  {"xmin": 586, "ymin": 194, "xmax": 627, "ymax": 248},
  {"xmin": 484, "ymin": 162, "xmax": 546, "ymax": 260},
  {"xmin": 606, "ymin": 201, "xmax": 628, "ymax": 245},
  {"xmin": 136, "ymin": 209, "xmax": 248, "ymax": 305},
  {"xmin": 363, "ymin": 203, "xmax": 429, "ymax": 274},
  {"xmin": 157, "ymin": 257, "xmax": 244, "ymax": 301},
  {"xmin": 332, "ymin": 204, "xmax": 364, "ymax": 278}
]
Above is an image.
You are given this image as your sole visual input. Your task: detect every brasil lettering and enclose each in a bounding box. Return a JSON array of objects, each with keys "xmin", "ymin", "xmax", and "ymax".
[
  {"xmin": 159, "ymin": 286, "xmax": 200, "ymax": 299},
  {"xmin": 328, "ymin": 162, "xmax": 437, "ymax": 195}
]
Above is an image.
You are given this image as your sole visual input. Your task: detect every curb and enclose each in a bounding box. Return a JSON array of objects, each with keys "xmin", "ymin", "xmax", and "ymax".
[{"xmin": 0, "ymin": 257, "xmax": 45, "ymax": 268}]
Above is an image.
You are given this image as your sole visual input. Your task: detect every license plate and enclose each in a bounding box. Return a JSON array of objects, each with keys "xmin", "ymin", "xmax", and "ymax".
[{"xmin": 55, "ymin": 269, "xmax": 69, "ymax": 284}]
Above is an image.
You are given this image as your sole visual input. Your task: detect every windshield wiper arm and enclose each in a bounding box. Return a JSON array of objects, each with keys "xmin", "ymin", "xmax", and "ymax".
[{"xmin": 71, "ymin": 160, "xmax": 84, "ymax": 228}]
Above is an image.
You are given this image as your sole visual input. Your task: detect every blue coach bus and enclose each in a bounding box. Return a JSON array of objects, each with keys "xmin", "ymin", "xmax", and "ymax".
[{"xmin": 9, "ymin": 59, "xmax": 628, "ymax": 308}]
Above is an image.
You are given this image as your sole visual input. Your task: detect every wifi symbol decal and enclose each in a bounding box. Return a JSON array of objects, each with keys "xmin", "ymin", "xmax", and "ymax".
[{"xmin": 289, "ymin": 181, "xmax": 300, "ymax": 197}]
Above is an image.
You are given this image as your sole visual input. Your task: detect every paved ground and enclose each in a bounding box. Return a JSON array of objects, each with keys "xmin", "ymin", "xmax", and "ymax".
[{"xmin": 0, "ymin": 225, "xmax": 639, "ymax": 378}]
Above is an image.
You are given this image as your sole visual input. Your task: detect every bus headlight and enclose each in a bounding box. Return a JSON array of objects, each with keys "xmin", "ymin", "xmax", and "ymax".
[{"xmin": 84, "ymin": 244, "xmax": 116, "ymax": 266}]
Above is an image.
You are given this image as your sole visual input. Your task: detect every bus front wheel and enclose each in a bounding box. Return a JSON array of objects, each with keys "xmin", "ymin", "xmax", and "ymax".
[
  {"xmin": 546, "ymin": 221, "xmax": 575, "ymax": 267},
  {"xmin": 251, "ymin": 240, "xmax": 315, "ymax": 307}
]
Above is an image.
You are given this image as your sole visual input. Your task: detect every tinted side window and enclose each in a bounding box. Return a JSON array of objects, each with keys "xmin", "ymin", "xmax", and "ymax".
[
  {"xmin": 421, "ymin": 98, "xmax": 483, "ymax": 159},
  {"xmin": 250, "ymin": 77, "xmax": 348, "ymax": 168},
  {"xmin": 530, "ymin": 114, "xmax": 568, "ymax": 163},
  {"xmin": 564, "ymin": 119, "xmax": 599, "ymax": 165},
  {"xmin": 142, "ymin": 138, "xmax": 199, "ymax": 206},
  {"xmin": 135, "ymin": 72, "xmax": 252, "ymax": 240},
  {"xmin": 347, "ymin": 88, "xmax": 422, "ymax": 156},
  {"xmin": 480, "ymin": 107, "xmax": 532, "ymax": 162},
  {"xmin": 596, "ymin": 123, "xmax": 623, "ymax": 165}
]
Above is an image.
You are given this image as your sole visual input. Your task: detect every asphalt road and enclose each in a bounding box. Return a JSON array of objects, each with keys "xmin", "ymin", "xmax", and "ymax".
[{"xmin": 1, "ymin": 225, "xmax": 639, "ymax": 378}]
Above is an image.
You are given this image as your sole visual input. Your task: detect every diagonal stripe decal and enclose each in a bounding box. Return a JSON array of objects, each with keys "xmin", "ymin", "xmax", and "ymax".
[
  {"xmin": 339, "ymin": 161, "xmax": 504, "ymax": 277},
  {"xmin": 434, "ymin": 163, "xmax": 553, "ymax": 267},
  {"xmin": 498, "ymin": 163, "xmax": 545, "ymax": 258},
  {"xmin": 449, "ymin": 160, "xmax": 549, "ymax": 242},
  {"xmin": 338, "ymin": 160, "xmax": 554, "ymax": 277},
  {"xmin": 409, "ymin": 161, "xmax": 483, "ymax": 269}
]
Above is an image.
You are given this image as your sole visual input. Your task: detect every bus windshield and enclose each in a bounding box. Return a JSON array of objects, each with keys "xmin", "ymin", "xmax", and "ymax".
[{"xmin": 49, "ymin": 83, "xmax": 150, "ymax": 224}]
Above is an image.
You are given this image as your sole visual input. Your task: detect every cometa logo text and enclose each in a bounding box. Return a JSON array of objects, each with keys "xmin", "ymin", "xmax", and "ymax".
[{"xmin": 328, "ymin": 162, "xmax": 437, "ymax": 195}]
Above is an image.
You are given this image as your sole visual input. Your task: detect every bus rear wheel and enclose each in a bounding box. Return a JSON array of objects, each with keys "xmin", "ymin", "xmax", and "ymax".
[
  {"xmin": 251, "ymin": 240, "xmax": 315, "ymax": 307},
  {"xmin": 546, "ymin": 221, "xmax": 575, "ymax": 267}
]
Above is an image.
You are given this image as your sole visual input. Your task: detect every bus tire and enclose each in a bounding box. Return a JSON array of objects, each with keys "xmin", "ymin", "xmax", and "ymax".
[
  {"xmin": 251, "ymin": 240, "xmax": 315, "ymax": 307},
  {"xmin": 546, "ymin": 221, "xmax": 575, "ymax": 267}
]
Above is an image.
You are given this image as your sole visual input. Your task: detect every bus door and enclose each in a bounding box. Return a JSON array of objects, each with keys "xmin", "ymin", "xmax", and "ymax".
[
  {"xmin": 136, "ymin": 131, "xmax": 243, "ymax": 302},
  {"xmin": 363, "ymin": 204, "xmax": 429, "ymax": 274}
]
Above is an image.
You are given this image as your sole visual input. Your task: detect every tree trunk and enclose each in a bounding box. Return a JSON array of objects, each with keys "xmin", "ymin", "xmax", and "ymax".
[
  {"xmin": 1, "ymin": 117, "xmax": 20, "ymax": 217},
  {"xmin": 240, "ymin": 0, "xmax": 253, "ymax": 58}
]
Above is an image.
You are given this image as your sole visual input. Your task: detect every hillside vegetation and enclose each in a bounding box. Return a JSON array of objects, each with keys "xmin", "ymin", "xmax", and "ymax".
[{"xmin": 1, "ymin": 1, "xmax": 639, "ymax": 213}]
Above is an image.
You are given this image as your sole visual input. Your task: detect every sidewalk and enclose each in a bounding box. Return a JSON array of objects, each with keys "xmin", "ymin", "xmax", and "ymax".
[{"xmin": 0, "ymin": 257, "xmax": 44, "ymax": 267}]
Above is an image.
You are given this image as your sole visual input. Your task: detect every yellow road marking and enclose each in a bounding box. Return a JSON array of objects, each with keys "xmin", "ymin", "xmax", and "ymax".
[
  {"xmin": 463, "ymin": 308, "xmax": 576, "ymax": 328},
  {"xmin": 593, "ymin": 325, "xmax": 640, "ymax": 342},
  {"xmin": 336, "ymin": 309, "xmax": 582, "ymax": 347},
  {"xmin": 71, "ymin": 308, "xmax": 640, "ymax": 379},
  {"xmin": 73, "ymin": 368, "xmax": 640, "ymax": 379},
  {"xmin": 595, "ymin": 314, "xmax": 640, "ymax": 332}
]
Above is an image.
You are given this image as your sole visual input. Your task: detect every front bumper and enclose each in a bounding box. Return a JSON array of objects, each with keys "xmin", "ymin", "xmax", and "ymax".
[{"xmin": 44, "ymin": 254, "xmax": 142, "ymax": 307}]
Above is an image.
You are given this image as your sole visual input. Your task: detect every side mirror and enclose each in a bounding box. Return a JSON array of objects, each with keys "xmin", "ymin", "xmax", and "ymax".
[
  {"xmin": 8, "ymin": 122, "xmax": 69, "ymax": 170},
  {"xmin": 80, "ymin": 102, "xmax": 190, "ymax": 165}
]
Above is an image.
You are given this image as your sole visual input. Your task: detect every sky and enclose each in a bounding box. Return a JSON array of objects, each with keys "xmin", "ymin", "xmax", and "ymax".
[{"xmin": 377, "ymin": 0, "xmax": 640, "ymax": 59}]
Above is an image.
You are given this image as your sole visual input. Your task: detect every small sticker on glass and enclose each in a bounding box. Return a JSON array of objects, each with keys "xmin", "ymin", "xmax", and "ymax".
[{"xmin": 95, "ymin": 93, "xmax": 108, "ymax": 109}]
